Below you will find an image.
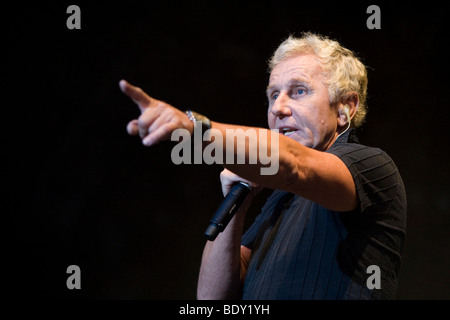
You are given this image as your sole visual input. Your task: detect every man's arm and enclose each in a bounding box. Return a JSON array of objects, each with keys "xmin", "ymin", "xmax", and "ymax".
[
  {"xmin": 197, "ymin": 169, "xmax": 254, "ymax": 300},
  {"xmin": 120, "ymin": 79, "xmax": 357, "ymax": 212},
  {"xmin": 197, "ymin": 205, "xmax": 252, "ymax": 300},
  {"xmin": 209, "ymin": 121, "xmax": 358, "ymax": 212}
]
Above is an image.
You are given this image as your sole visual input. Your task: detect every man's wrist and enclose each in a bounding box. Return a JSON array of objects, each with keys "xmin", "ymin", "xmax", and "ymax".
[{"xmin": 185, "ymin": 110, "xmax": 211, "ymax": 136}]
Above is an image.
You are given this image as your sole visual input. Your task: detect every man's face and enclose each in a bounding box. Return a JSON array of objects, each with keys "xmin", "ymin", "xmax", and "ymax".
[{"xmin": 267, "ymin": 53, "xmax": 338, "ymax": 150}]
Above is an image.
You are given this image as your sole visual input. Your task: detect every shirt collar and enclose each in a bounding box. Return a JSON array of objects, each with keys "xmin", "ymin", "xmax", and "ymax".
[{"xmin": 335, "ymin": 128, "xmax": 359, "ymax": 145}]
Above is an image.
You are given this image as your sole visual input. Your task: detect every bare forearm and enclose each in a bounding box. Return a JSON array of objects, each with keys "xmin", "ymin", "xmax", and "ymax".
[
  {"xmin": 206, "ymin": 122, "xmax": 356, "ymax": 211},
  {"xmin": 197, "ymin": 200, "xmax": 250, "ymax": 300},
  {"xmin": 209, "ymin": 121, "xmax": 307, "ymax": 192}
]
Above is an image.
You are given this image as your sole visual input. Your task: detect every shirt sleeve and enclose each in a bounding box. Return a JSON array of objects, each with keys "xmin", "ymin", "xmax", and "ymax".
[{"xmin": 326, "ymin": 143, "xmax": 405, "ymax": 214}]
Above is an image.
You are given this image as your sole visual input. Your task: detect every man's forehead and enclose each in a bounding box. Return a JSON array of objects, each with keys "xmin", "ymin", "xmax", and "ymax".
[{"xmin": 268, "ymin": 54, "xmax": 323, "ymax": 86}]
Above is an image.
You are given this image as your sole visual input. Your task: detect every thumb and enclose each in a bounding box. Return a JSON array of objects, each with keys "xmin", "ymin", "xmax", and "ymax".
[
  {"xmin": 126, "ymin": 119, "xmax": 139, "ymax": 136},
  {"xmin": 220, "ymin": 169, "xmax": 258, "ymax": 197}
]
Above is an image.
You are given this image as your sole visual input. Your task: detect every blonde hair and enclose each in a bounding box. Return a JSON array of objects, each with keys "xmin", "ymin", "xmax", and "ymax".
[{"xmin": 269, "ymin": 32, "xmax": 368, "ymax": 128}]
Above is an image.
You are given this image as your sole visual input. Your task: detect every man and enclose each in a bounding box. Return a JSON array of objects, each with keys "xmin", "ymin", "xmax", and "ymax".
[{"xmin": 120, "ymin": 32, "xmax": 407, "ymax": 300}]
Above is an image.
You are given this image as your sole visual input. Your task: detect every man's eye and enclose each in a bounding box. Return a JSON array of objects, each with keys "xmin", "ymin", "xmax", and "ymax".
[
  {"xmin": 296, "ymin": 89, "xmax": 306, "ymax": 95},
  {"xmin": 273, "ymin": 93, "xmax": 279, "ymax": 100}
]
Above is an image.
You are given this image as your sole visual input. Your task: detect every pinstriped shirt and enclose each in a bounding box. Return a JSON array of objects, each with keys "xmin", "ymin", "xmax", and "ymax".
[{"xmin": 241, "ymin": 130, "xmax": 407, "ymax": 300}]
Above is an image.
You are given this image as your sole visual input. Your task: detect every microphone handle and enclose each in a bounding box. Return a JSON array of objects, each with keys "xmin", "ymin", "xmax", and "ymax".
[{"xmin": 204, "ymin": 182, "xmax": 251, "ymax": 241}]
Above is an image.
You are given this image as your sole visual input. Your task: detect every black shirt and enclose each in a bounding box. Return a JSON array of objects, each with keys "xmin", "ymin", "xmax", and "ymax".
[{"xmin": 241, "ymin": 129, "xmax": 407, "ymax": 299}]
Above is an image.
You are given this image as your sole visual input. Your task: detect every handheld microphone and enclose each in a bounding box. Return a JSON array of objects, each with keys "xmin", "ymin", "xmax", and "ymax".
[{"xmin": 204, "ymin": 182, "xmax": 251, "ymax": 241}]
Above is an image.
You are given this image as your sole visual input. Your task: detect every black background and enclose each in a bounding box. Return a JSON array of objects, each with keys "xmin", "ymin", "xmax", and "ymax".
[{"xmin": 5, "ymin": 1, "xmax": 449, "ymax": 300}]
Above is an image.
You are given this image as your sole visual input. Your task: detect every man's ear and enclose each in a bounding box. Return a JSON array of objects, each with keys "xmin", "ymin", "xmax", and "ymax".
[{"xmin": 337, "ymin": 92, "xmax": 359, "ymax": 127}]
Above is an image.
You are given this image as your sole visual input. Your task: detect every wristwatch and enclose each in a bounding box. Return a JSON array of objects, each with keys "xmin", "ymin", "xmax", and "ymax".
[{"xmin": 185, "ymin": 110, "xmax": 211, "ymax": 135}]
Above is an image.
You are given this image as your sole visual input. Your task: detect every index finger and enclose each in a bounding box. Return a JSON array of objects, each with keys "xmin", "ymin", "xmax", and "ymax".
[{"xmin": 119, "ymin": 79, "xmax": 153, "ymax": 112}]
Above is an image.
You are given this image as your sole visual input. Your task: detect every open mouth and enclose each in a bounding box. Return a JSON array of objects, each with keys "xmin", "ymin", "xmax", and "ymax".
[{"xmin": 280, "ymin": 127, "xmax": 297, "ymax": 136}]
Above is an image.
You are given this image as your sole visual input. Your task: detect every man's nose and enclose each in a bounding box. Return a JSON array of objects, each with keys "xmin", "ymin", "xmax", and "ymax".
[{"xmin": 270, "ymin": 93, "xmax": 292, "ymax": 119}]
